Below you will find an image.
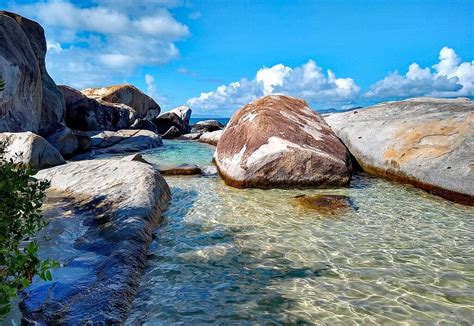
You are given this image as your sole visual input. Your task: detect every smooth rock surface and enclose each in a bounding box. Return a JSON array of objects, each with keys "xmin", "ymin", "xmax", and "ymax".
[
  {"xmin": 153, "ymin": 112, "xmax": 190, "ymax": 135},
  {"xmin": 73, "ymin": 129, "xmax": 163, "ymax": 160},
  {"xmin": 82, "ymin": 84, "xmax": 160, "ymax": 120},
  {"xmin": 130, "ymin": 118, "xmax": 158, "ymax": 134},
  {"xmin": 0, "ymin": 13, "xmax": 42, "ymax": 133},
  {"xmin": 199, "ymin": 130, "xmax": 223, "ymax": 146},
  {"xmin": 293, "ymin": 194, "xmax": 353, "ymax": 215},
  {"xmin": 190, "ymin": 119, "xmax": 225, "ymax": 134},
  {"xmin": 60, "ymin": 85, "xmax": 135, "ymax": 131},
  {"xmin": 159, "ymin": 163, "xmax": 202, "ymax": 176},
  {"xmin": 21, "ymin": 159, "xmax": 171, "ymax": 324},
  {"xmin": 0, "ymin": 132, "xmax": 65, "ymax": 168},
  {"xmin": 326, "ymin": 97, "xmax": 474, "ymax": 205},
  {"xmin": 45, "ymin": 126, "xmax": 79, "ymax": 158},
  {"xmin": 169, "ymin": 105, "xmax": 192, "ymax": 124},
  {"xmin": 215, "ymin": 95, "xmax": 352, "ymax": 188},
  {"xmin": 177, "ymin": 132, "xmax": 202, "ymax": 140}
]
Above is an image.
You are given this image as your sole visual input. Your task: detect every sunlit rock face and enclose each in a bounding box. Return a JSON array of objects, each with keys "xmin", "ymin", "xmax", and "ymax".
[
  {"xmin": 190, "ymin": 119, "xmax": 225, "ymax": 134},
  {"xmin": 326, "ymin": 97, "xmax": 474, "ymax": 205},
  {"xmin": 0, "ymin": 11, "xmax": 66, "ymax": 136},
  {"xmin": 22, "ymin": 159, "xmax": 171, "ymax": 324},
  {"xmin": 0, "ymin": 132, "xmax": 65, "ymax": 169},
  {"xmin": 215, "ymin": 95, "xmax": 352, "ymax": 188},
  {"xmin": 82, "ymin": 84, "xmax": 161, "ymax": 120},
  {"xmin": 199, "ymin": 130, "xmax": 223, "ymax": 146},
  {"xmin": 60, "ymin": 85, "xmax": 136, "ymax": 131},
  {"xmin": 169, "ymin": 105, "xmax": 192, "ymax": 124}
]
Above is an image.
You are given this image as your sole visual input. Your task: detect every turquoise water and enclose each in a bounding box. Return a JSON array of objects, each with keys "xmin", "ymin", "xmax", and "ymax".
[{"xmin": 128, "ymin": 141, "xmax": 474, "ymax": 325}]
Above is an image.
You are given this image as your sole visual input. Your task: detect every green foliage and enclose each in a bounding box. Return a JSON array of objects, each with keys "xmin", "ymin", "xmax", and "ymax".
[
  {"xmin": 0, "ymin": 79, "xmax": 5, "ymax": 92},
  {"xmin": 0, "ymin": 145, "xmax": 58, "ymax": 319}
]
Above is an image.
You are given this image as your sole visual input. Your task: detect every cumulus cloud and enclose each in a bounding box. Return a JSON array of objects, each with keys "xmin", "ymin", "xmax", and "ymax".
[
  {"xmin": 366, "ymin": 47, "xmax": 473, "ymax": 98},
  {"xmin": 8, "ymin": 0, "xmax": 189, "ymax": 88},
  {"xmin": 187, "ymin": 60, "xmax": 360, "ymax": 115}
]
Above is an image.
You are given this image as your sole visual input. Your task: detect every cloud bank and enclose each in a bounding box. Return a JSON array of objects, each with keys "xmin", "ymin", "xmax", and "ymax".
[
  {"xmin": 188, "ymin": 47, "xmax": 473, "ymax": 115},
  {"xmin": 9, "ymin": 0, "xmax": 189, "ymax": 89}
]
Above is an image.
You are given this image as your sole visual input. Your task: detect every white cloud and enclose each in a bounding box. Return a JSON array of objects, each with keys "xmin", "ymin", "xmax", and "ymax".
[
  {"xmin": 187, "ymin": 60, "xmax": 360, "ymax": 115},
  {"xmin": 8, "ymin": 0, "xmax": 189, "ymax": 88},
  {"xmin": 366, "ymin": 47, "xmax": 473, "ymax": 98}
]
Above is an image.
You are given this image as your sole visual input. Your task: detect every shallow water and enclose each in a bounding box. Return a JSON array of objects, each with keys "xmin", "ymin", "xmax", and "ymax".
[{"xmin": 128, "ymin": 141, "xmax": 474, "ymax": 325}]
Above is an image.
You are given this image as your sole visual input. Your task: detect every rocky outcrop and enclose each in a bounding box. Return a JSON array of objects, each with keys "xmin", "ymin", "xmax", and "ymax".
[
  {"xmin": 199, "ymin": 130, "xmax": 223, "ymax": 146},
  {"xmin": 44, "ymin": 126, "xmax": 81, "ymax": 158},
  {"xmin": 326, "ymin": 97, "xmax": 474, "ymax": 205},
  {"xmin": 22, "ymin": 159, "xmax": 171, "ymax": 324},
  {"xmin": 178, "ymin": 133, "xmax": 202, "ymax": 140},
  {"xmin": 0, "ymin": 11, "xmax": 66, "ymax": 136},
  {"xmin": 60, "ymin": 85, "xmax": 135, "ymax": 131},
  {"xmin": 0, "ymin": 132, "xmax": 65, "ymax": 169},
  {"xmin": 215, "ymin": 95, "xmax": 352, "ymax": 188},
  {"xmin": 190, "ymin": 120, "xmax": 225, "ymax": 134},
  {"xmin": 0, "ymin": 13, "xmax": 42, "ymax": 133},
  {"xmin": 153, "ymin": 112, "xmax": 190, "ymax": 136},
  {"xmin": 162, "ymin": 126, "xmax": 181, "ymax": 139},
  {"xmin": 130, "ymin": 118, "xmax": 158, "ymax": 134},
  {"xmin": 73, "ymin": 129, "xmax": 163, "ymax": 160},
  {"xmin": 82, "ymin": 84, "xmax": 160, "ymax": 120},
  {"xmin": 169, "ymin": 105, "xmax": 192, "ymax": 124}
]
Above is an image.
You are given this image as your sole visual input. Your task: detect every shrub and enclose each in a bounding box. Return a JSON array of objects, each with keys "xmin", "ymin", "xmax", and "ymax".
[{"xmin": 0, "ymin": 143, "xmax": 58, "ymax": 319}]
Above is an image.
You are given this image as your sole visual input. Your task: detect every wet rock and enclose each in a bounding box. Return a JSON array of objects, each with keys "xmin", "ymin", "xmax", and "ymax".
[
  {"xmin": 201, "ymin": 165, "xmax": 218, "ymax": 176},
  {"xmin": 191, "ymin": 119, "xmax": 225, "ymax": 133},
  {"xmin": 326, "ymin": 97, "xmax": 474, "ymax": 205},
  {"xmin": 162, "ymin": 126, "xmax": 182, "ymax": 139},
  {"xmin": 293, "ymin": 194, "xmax": 352, "ymax": 215},
  {"xmin": 215, "ymin": 95, "xmax": 352, "ymax": 188},
  {"xmin": 0, "ymin": 132, "xmax": 65, "ymax": 169},
  {"xmin": 130, "ymin": 118, "xmax": 158, "ymax": 133},
  {"xmin": 169, "ymin": 105, "xmax": 192, "ymax": 124},
  {"xmin": 153, "ymin": 112, "xmax": 190, "ymax": 136},
  {"xmin": 22, "ymin": 159, "xmax": 171, "ymax": 324},
  {"xmin": 60, "ymin": 85, "xmax": 136, "ymax": 132},
  {"xmin": 177, "ymin": 132, "xmax": 202, "ymax": 140},
  {"xmin": 199, "ymin": 130, "xmax": 223, "ymax": 146},
  {"xmin": 159, "ymin": 163, "xmax": 202, "ymax": 175},
  {"xmin": 82, "ymin": 84, "xmax": 160, "ymax": 120},
  {"xmin": 73, "ymin": 129, "xmax": 163, "ymax": 160}
]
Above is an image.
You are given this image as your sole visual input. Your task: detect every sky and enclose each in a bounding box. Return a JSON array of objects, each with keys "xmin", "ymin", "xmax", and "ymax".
[{"xmin": 3, "ymin": 0, "xmax": 473, "ymax": 117}]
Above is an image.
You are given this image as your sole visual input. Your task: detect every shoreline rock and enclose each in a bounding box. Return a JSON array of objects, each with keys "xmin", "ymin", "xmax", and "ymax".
[
  {"xmin": 326, "ymin": 97, "xmax": 474, "ymax": 205},
  {"xmin": 199, "ymin": 130, "xmax": 223, "ymax": 146},
  {"xmin": 214, "ymin": 95, "xmax": 352, "ymax": 188},
  {"xmin": 21, "ymin": 159, "xmax": 171, "ymax": 324}
]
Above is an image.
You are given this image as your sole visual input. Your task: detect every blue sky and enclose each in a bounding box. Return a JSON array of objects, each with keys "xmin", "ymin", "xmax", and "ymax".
[{"xmin": 5, "ymin": 0, "xmax": 473, "ymax": 116}]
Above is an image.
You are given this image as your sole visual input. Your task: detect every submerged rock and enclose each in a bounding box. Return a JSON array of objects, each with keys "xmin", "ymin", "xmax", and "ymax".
[
  {"xmin": 0, "ymin": 132, "xmax": 65, "ymax": 169},
  {"xmin": 190, "ymin": 120, "xmax": 225, "ymax": 133},
  {"xmin": 214, "ymin": 95, "xmax": 352, "ymax": 188},
  {"xmin": 22, "ymin": 159, "xmax": 171, "ymax": 324},
  {"xmin": 199, "ymin": 130, "xmax": 223, "ymax": 146},
  {"xmin": 293, "ymin": 194, "xmax": 352, "ymax": 215},
  {"xmin": 82, "ymin": 84, "xmax": 160, "ymax": 120},
  {"xmin": 73, "ymin": 129, "xmax": 163, "ymax": 160},
  {"xmin": 60, "ymin": 85, "xmax": 135, "ymax": 131},
  {"xmin": 159, "ymin": 163, "xmax": 202, "ymax": 176},
  {"xmin": 326, "ymin": 97, "xmax": 474, "ymax": 205}
]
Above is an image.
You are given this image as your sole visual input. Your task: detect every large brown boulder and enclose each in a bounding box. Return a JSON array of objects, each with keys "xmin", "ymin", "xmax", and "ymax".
[
  {"xmin": 60, "ymin": 85, "xmax": 135, "ymax": 131},
  {"xmin": 0, "ymin": 11, "xmax": 66, "ymax": 135},
  {"xmin": 82, "ymin": 84, "xmax": 160, "ymax": 120},
  {"xmin": 326, "ymin": 97, "xmax": 474, "ymax": 205},
  {"xmin": 215, "ymin": 95, "xmax": 352, "ymax": 188},
  {"xmin": 0, "ymin": 13, "xmax": 42, "ymax": 133}
]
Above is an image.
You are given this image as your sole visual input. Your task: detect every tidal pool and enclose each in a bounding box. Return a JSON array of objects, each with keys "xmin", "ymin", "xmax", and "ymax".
[{"xmin": 127, "ymin": 141, "xmax": 474, "ymax": 325}]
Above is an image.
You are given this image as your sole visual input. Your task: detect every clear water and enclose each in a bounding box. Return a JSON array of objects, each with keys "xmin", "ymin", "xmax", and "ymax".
[{"xmin": 128, "ymin": 141, "xmax": 474, "ymax": 325}]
